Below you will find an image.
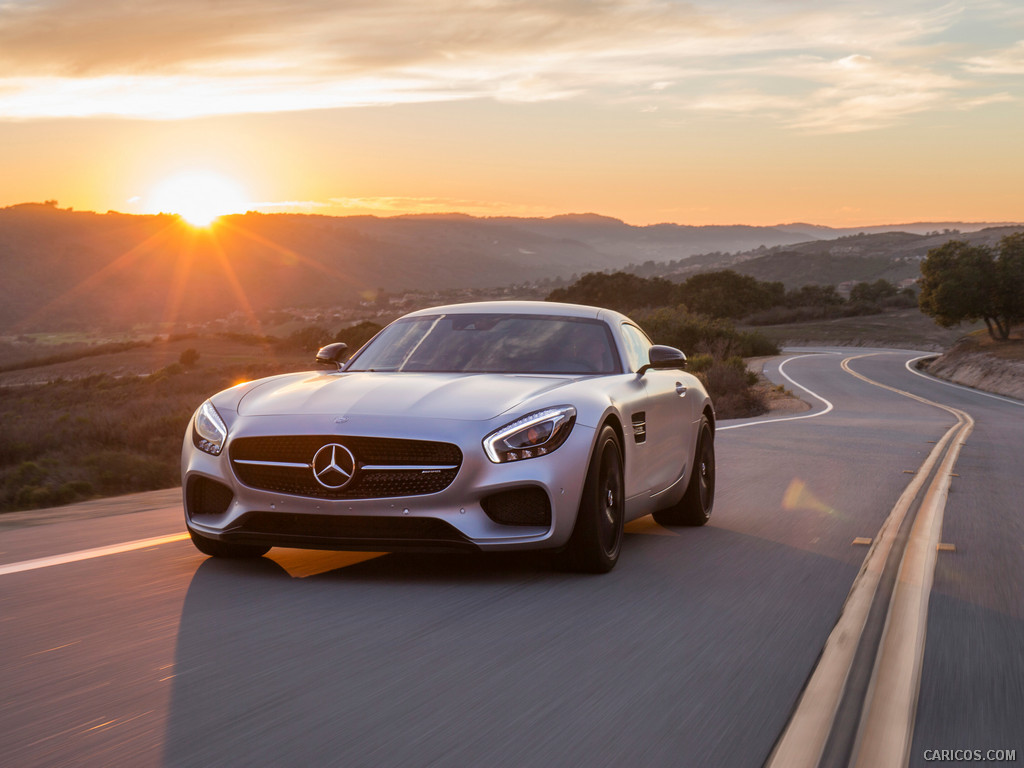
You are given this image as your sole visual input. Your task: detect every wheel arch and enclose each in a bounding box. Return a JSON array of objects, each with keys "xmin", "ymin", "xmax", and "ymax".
[
  {"xmin": 702, "ymin": 403, "xmax": 716, "ymax": 432},
  {"xmin": 599, "ymin": 412, "xmax": 626, "ymax": 462}
]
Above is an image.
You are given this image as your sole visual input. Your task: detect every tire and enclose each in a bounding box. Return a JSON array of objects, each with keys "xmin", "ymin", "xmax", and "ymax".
[
  {"xmin": 563, "ymin": 425, "xmax": 625, "ymax": 573},
  {"xmin": 188, "ymin": 528, "xmax": 270, "ymax": 559},
  {"xmin": 653, "ymin": 415, "xmax": 715, "ymax": 527}
]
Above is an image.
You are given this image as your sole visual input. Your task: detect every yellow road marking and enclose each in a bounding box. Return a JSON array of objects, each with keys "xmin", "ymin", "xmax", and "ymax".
[{"xmin": 767, "ymin": 353, "xmax": 973, "ymax": 768}]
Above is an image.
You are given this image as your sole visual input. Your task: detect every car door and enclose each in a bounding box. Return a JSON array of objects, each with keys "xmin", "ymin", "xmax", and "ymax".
[{"xmin": 619, "ymin": 323, "xmax": 693, "ymax": 495}]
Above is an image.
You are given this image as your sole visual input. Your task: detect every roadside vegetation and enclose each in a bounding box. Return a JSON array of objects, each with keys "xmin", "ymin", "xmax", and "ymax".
[
  {"xmin": 548, "ymin": 269, "xmax": 917, "ymax": 324},
  {"xmin": 0, "ymin": 322, "xmax": 382, "ymax": 512},
  {"xmin": 547, "ymin": 272, "xmax": 786, "ymax": 418}
]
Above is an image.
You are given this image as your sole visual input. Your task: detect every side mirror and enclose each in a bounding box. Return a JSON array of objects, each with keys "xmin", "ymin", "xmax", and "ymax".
[
  {"xmin": 315, "ymin": 342, "xmax": 349, "ymax": 370},
  {"xmin": 637, "ymin": 345, "xmax": 687, "ymax": 375}
]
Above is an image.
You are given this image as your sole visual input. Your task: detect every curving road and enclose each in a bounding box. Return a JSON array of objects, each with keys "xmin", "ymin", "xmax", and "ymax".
[{"xmin": 1, "ymin": 350, "xmax": 1021, "ymax": 767}]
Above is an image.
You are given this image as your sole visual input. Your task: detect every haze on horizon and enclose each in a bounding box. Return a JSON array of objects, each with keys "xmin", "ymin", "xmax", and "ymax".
[{"xmin": 1, "ymin": 0, "xmax": 1021, "ymax": 227}]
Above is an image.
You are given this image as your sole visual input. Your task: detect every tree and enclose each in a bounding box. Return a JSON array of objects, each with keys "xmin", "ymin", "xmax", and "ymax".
[
  {"xmin": 994, "ymin": 232, "xmax": 1024, "ymax": 337},
  {"xmin": 785, "ymin": 284, "xmax": 843, "ymax": 310},
  {"xmin": 178, "ymin": 348, "xmax": 200, "ymax": 367},
  {"xmin": 546, "ymin": 271, "xmax": 678, "ymax": 313},
  {"xmin": 918, "ymin": 236, "xmax": 1024, "ymax": 340},
  {"xmin": 850, "ymin": 279, "xmax": 897, "ymax": 304},
  {"xmin": 677, "ymin": 270, "xmax": 784, "ymax": 319}
]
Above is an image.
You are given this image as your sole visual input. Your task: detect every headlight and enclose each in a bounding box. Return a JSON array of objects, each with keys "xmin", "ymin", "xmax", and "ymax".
[
  {"xmin": 483, "ymin": 406, "xmax": 576, "ymax": 463},
  {"xmin": 193, "ymin": 400, "xmax": 228, "ymax": 456}
]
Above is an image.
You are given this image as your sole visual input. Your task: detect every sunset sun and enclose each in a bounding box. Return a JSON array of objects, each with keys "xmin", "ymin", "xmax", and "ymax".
[{"xmin": 147, "ymin": 170, "xmax": 249, "ymax": 226}]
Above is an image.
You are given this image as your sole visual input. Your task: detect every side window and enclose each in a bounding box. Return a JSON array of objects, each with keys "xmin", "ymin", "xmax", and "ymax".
[{"xmin": 620, "ymin": 323, "xmax": 653, "ymax": 372}]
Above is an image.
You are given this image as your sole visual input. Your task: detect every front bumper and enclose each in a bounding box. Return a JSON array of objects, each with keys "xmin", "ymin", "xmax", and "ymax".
[{"xmin": 181, "ymin": 411, "xmax": 595, "ymax": 553}]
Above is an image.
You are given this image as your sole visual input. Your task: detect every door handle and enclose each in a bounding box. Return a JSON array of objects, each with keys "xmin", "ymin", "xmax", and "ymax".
[{"xmin": 675, "ymin": 382, "xmax": 687, "ymax": 396}]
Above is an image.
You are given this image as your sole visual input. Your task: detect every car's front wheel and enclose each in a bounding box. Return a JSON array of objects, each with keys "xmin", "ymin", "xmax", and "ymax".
[
  {"xmin": 653, "ymin": 415, "xmax": 715, "ymax": 526},
  {"xmin": 563, "ymin": 425, "xmax": 624, "ymax": 573},
  {"xmin": 188, "ymin": 528, "xmax": 270, "ymax": 559}
]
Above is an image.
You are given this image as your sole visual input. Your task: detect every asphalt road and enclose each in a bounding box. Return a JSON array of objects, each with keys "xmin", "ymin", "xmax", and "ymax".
[{"xmin": 1, "ymin": 349, "xmax": 1021, "ymax": 767}]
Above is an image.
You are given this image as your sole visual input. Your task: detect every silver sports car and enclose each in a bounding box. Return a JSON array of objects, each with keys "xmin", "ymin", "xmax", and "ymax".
[{"xmin": 181, "ymin": 301, "xmax": 715, "ymax": 572}]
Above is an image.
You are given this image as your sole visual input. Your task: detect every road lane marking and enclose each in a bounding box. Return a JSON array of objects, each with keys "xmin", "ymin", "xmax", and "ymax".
[
  {"xmin": 767, "ymin": 418, "xmax": 961, "ymax": 768},
  {"xmin": 27, "ymin": 641, "xmax": 80, "ymax": 657},
  {"xmin": 766, "ymin": 353, "xmax": 973, "ymax": 768},
  {"xmin": 719, "ymin": 354, "xmax": 834, "ymax": 430},
  {"xmin": 853, "ymin": 400, "xmax": 973, "ymax": 768},
  {"xmin": 0, "ymin": 533, "xmax": 190, "ymax": 577}
]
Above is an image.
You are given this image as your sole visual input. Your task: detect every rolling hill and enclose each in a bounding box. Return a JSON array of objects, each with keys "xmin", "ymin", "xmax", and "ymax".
[{"xmin": 0, "ymin": 202, "xmax": 1019, "ymax": 333}]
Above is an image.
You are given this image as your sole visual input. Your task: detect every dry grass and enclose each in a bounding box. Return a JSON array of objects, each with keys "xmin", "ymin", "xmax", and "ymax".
[
  {"xmin": 744, "ymin": 308, "xmax": 986, "ymax": 352},
  {"xmin": 0, "ymin": 335, "xmax": 315, "ymax": 512},
  {"xmin": 961, "ymin": 328, "xmax": 1024, "ymax": 361}
]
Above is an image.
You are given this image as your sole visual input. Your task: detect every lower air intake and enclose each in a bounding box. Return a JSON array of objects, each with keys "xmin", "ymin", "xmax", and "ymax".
[{"xmin": 481, "ymin": 487, "xmax": 551, "ymax": 527}]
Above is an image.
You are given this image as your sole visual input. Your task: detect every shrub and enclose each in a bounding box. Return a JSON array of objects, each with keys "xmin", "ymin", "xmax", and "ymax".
[
  {"xmin": 685, "ymin": 353, "xmax": 714, "ymax": 374},
  {"xmin": 179, "ymin": 348, "xmax": 200, "ymax": 367},
  {"xmin": 632, "ymin": 306, "xmax": 779, "ymax": 358},
  {"xmin": 281, "ymin": 325, "xmax": 333, "ymax": 351},
  {"xmin": 334, "ymin": 321, "xmax": 383, "ymax": 353},
  {"xmin": 696, "ymin": 358, "xmax": 767, "ymax": 418},
  {"xmin": 629, "ymin": 307, "xmax": 772, "ymax": 419}
]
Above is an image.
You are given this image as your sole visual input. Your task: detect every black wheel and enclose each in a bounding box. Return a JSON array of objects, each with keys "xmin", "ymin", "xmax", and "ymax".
[
  {"xmin": 653, "ymin": 415, "xmax": 715, "ymax": 527},
  {"xmin": 563, "ymin": 425, "xmax": 625, "ymax": 573},
  {"xmin": 188, "ymin": 528, "xmax": 270, "ymax": 559}
]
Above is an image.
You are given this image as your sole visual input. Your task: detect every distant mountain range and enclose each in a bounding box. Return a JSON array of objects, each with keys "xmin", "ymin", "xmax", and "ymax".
[{"xmin": 0, "ymin": 203, "xmax": 1020, "ymax": 333}]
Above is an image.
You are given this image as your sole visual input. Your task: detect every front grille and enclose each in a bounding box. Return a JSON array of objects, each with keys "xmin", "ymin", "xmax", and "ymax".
[{"xmin": 229, "ymin": 435, "xmax": 462, "ymax": 499}]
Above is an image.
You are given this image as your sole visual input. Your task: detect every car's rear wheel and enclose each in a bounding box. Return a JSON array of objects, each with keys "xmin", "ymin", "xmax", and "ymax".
[
  {"xmin": 188, "ymin": 528, "xmax": 270, "ymax": 559},
  {"xmin": 653, "ymin": 415, "xmax": 714, "ymax": 526},
  {"xmin": 563, "ymin": 425, "xmax": 624, "ymax": 573}
]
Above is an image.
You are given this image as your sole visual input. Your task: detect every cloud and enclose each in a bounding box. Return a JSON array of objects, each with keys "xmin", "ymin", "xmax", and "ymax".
[
  {"xmin": 0, "ymin": 0, "xmax": 1016, "ymax": 131},
  {"xmin": 962, "ymin": 41, "xmax": 1024, "ymax": 75},
  {"xmin": 785, "ymin": 54, "xmax": 963, "ymax": 133}
]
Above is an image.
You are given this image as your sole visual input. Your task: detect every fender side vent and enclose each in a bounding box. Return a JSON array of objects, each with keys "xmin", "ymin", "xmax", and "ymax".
[{"xmin": 631, "ymin": 412, "xmax": 647, "ymax": 444}]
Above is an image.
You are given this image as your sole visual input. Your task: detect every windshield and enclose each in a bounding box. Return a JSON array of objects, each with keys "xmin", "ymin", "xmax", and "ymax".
[{"xmin": 345, "ymin": 313, "xmax": 621, "ymax": 374}]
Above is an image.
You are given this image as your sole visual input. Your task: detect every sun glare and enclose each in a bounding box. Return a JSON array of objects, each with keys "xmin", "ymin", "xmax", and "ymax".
[{"xmin": 147, "ymin": 170, "xmax": 249, "ymax": 226}]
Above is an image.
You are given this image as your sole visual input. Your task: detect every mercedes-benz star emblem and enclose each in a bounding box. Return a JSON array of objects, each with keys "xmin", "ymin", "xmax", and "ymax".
[{"xmin": 311, "ymin": 443, "xmax": 356, "ymax": 489}]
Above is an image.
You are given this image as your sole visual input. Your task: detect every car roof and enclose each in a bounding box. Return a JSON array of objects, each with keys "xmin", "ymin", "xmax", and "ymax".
[{"xmin": 402, "ymin": 300, "xmax": 631, "ymax": 324}]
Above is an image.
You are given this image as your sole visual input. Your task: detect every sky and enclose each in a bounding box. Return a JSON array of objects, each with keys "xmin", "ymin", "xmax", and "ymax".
[{"xmin": 1, "ymin": 0, "xmax": 1022, "ymax": 226}]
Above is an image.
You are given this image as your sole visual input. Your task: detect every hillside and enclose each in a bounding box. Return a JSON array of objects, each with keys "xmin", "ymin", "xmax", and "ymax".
[
  {"xmin": 658, "ymin": 227, "xmax": 1024, "ymax": 289},
  {"xmin": 1, "ymin": 202, "xmax": 1020, "ymax": 334}
]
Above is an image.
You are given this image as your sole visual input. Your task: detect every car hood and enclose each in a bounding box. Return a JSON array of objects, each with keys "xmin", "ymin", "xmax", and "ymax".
[{"xmin": 235, "ymin": 371, "xmax": 578, "ymax": 422}]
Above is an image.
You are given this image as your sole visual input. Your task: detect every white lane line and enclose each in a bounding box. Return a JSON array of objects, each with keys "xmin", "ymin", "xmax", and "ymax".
[
  {"xmin": 0, "ymin": 533, "xmax": 190, "ymax": 577},
  {"xmin": 905, "ymin": 355, "xmax": 1024, "ymax": 408},
  {"xmin": 719, "ymin": 354, "xmax": 834, "ymax": 431}
]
